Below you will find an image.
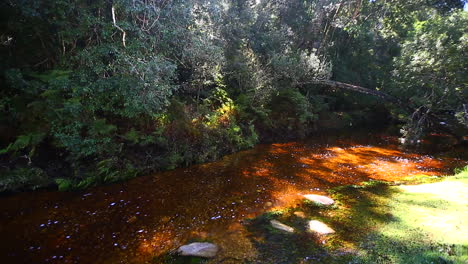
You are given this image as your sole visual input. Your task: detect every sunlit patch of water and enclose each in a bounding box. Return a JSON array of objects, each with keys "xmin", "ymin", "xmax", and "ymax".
[{"xmin": 0, "ymin": 133, "xmax": 465, "ymax": 263}]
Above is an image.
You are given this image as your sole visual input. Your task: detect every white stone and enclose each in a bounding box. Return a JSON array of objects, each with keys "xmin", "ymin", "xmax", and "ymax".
[
  {"xmin": 270, "ymin": 220, "xmax": 294, "ymax": 233},
  {"xmin": 308, "ymin": 220, "xmax": 335, "ymax": 235},
  {"xmin": 177, "ymin": 242, "xmax": 219, "ymax": 258},
  {"xmin": 303, "ymin": 194, "xmax": 335, "ymax": 206}
]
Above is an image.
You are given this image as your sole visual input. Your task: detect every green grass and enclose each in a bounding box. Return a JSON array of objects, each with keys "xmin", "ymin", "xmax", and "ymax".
[
  {"xmin": 153, "ymin": 168, "xmax": 468, "ymax": 263},
  {"xmin": 357, "ymin": 167, "xmax": 468, "ymax": 264},
  {"xmin": 241, "ymin": 166, "xmax": 468, "ymax": 263}
]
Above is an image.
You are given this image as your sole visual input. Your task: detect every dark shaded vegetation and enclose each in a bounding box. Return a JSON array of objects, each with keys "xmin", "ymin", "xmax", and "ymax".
[
  {"xmin": 153, "ymin": 250, "xmax": 209, "ymax": 264},
  {"xmin": 0, "ymin": 0, "xmax": 467, "ymax": 192}
]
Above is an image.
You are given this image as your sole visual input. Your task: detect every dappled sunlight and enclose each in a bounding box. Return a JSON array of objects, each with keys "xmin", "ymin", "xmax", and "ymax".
[
  {"xmin": 137, "ymin": 229, "xmax": 176, "ymax": 257},
  {"xmin": 400, "ymin": 181, "xmax": 468, "ymax": 203},
  {"xmin": 398, "ymin": 181, "xmax": 468, "ymax": 237},
  {"xmin": 322, "ymin": 146, "xmax": 445, "ymax": 181},
  {"xmin": 268, "ymin": 183, "xmax": 304, "ymax": 209},
  {"xmin": 0, "ymin": 135, "xmax": 465, "ymax": 263},
  {"xmin": 130, "ymin": 139, "xmax": 464, "ymax": 262},
  {"xmin": 355, "ymin": 175, "xmax": 468, "ymax": 262}
]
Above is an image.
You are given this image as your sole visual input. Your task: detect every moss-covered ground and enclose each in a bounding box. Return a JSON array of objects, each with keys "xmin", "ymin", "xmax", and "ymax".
[
  {"xmin": 242, "ymin": 166, "xmax": 468, "ymax": 263},
  {"xmin": 160, "ymin": 167, "xmax": 468, "ymax": 263}
]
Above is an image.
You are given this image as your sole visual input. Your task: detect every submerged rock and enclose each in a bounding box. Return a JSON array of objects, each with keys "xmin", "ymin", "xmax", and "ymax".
[
  {"xmin": 270, "ymin": 220, "xmax": 295, "ymax": 233},
  {"xmin": 293, "ymin": 211, "xmax": 306, "ymax": 218},
  {"xmin": 307, "ymin": 220, "xmax": 335, "ymax": 235},
  {"xmin": 126, "ymin": 216, "xmax": 137, "ymax": 224},
  {"xmin": 303, "ymin": 194, "xmax": 335, "ymax": 206},
  {"xmin": 177, "ymin": 242, "xmax": 219, "ymax": 258}
]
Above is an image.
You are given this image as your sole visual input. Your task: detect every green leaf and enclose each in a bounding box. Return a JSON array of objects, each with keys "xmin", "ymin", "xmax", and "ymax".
[{"xmin": 89, "ymin": 119, "xmax": 117, "ymax": 136}]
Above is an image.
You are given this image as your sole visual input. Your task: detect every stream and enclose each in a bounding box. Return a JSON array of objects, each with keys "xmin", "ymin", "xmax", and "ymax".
[{"xmin": 0, "ymin": 131, "xmax": 466, "ymax": 263}]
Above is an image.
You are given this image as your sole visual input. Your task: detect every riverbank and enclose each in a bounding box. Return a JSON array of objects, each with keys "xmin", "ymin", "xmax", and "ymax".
[
  {"xmin": 186, "ymin": 166, "xmax": 467, "ymax": 264},
  {"xmin": 0, "ymin": 124, "xmax": 389, "ymax": 194}
]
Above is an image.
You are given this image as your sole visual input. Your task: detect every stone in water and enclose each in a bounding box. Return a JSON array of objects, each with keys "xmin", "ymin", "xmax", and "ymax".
[
  {"xmin": 303, "ymin": 194, "xmax": 335, "ymax": 206},
  {"xmin": 177, "ymin": 242, "xmax": 219, "ymax": 258},
  {"xmin": 308, "ymin": 220, "xmax": 335, "ymax": 235},
  {"xmin": 293, "ymin": 211, "xmax": 306, "ymax": 218},
  {"xmin": 270, "ymin": 220, "xmax": 295, "ymax": 233}
]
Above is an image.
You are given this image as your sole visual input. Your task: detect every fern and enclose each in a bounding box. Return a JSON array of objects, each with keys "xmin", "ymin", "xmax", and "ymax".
[
  {"xmin": 89, "ymin": 119, "xmax": 117, "ymax": 136},
  {"xmin": 0, "ymin": 132, "xmax": 46, "ymax": 155},
  {"xmin": 27, "ymin": 70, "xmax": 71, "ymax": 83},
  {"xmin": 55, "ymin": 178, "xmax": 75, "ymax": 191}
]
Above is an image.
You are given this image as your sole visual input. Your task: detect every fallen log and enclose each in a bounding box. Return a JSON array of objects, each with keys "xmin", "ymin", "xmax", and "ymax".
[{"xmin": 305, "ymin": 80, "xmax": 402, "ymax": 105}]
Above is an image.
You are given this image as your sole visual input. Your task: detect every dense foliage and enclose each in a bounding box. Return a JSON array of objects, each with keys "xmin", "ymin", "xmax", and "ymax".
[{"xmin": 0, "ymin": 0, "xmax": 466, "ymax": 192}]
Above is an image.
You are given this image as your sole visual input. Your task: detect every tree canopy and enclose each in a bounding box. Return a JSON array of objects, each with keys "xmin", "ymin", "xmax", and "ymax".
[{"xmin": 0, "ymin": 0, "xmax": 466, "ymax": 191}]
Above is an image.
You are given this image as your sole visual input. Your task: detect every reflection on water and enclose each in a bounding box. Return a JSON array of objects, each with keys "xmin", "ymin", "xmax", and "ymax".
[{"xmin": 0, "ymin": 132, "xmax": 465, "ymax": 263}]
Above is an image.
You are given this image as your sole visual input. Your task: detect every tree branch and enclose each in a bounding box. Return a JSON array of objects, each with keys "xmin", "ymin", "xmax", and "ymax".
[
  {"xmin": 302, "ymin": 79, "xmax": 401, "ymax": 104},
  {"xmin": 112, "ymin": 6, "xmax": 126, "ymax": 47}
]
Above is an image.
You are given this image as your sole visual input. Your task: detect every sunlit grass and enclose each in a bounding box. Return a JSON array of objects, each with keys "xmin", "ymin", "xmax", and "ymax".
[
  {"xmin": 357, "ymin": 166, "xmax": 468, "ymax": 263},
  {"xmin": 238, "ymin": 167, "xmax": 468, "ymax": 263}
]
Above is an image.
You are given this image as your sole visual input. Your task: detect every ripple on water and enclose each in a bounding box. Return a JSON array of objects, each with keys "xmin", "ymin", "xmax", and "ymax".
[{"xmin": 0, "ymin": 134, "xmax": 466, "ymax": 263}]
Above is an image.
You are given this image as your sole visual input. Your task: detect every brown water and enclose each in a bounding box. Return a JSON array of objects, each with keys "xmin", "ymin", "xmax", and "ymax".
[{"xmin": 0, "ymin": 132, "xmax": 466, "ymax": 264}]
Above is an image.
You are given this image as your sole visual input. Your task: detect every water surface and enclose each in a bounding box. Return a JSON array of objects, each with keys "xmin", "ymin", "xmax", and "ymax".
[{"xmin": 0, "ymin": 132, "xmax": 465, "ymax": 263}]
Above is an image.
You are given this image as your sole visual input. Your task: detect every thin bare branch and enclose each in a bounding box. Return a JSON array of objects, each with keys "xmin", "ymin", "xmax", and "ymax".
[{"xmin": 112, "ymin": 6, "xmax": 126, "ymax": 47}]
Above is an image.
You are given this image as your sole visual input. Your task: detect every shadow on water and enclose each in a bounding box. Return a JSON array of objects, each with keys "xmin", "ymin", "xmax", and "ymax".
[
  {"xmin": 239, "ymin": 180, "xmax": 466, "ymax": 264},
  {"xmin": 233, "ymin": 182, "xmax": 397, "ymax": 264},
  {"xmin": 0, "ymin": 131, "xmax": 466, "ymax": 263}
]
